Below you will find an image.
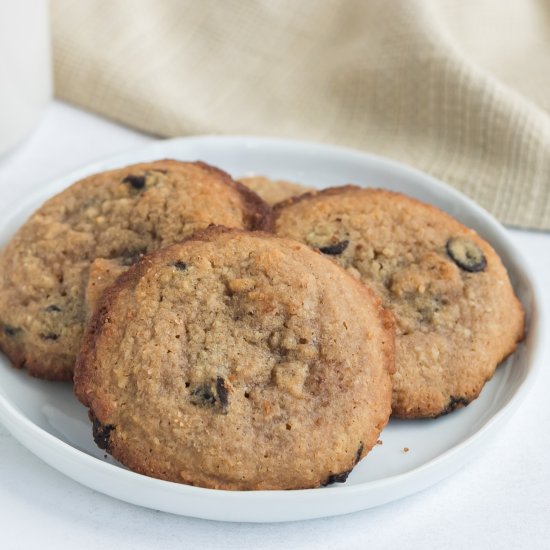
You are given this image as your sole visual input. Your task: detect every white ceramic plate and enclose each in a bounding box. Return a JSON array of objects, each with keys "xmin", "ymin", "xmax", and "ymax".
[{"xmin": 0, "ymin": 137, "xmax": 543, "ymax": 523}]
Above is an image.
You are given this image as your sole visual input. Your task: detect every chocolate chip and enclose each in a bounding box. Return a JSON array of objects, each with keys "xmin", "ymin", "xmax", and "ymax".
[
  {"xmin": 173, "ymin": 261, "xmax": 187, "ymax": 271},
  {"xmin": 122, "ymin": 174, "xmax": 146, "ymax": 190},
  {"xmin": 190, "ymin": 383, "xmax": 216, "ymax": 407},
  {"xmin": 3, "ymin": 325, "xmax": 21, "ymax": 337},
  {"xmin": 318, "ymin": 240, "xmax": 349, "ymax": 255},
  {"xmin": 322, "ymin": 469, "xmax": 352, "ymax": 486},
  {"xmin": 439, "ymin": 396, "xmax": 471, "ymax": 417},
  {"xmin": 216, "ymin": 377, "xmax": 229, "ymax": 415},
  {"xmin": 92, "ymin": 418, "xmax": 115, "ymax": 450},
  {"xmin": 190, "ymin": 378, "xmax": 230, "ymax": 413},
  {"xmin": 40, "ymin": 332, "xmax": 59, "ymax": 341},
  {"xmin": 354, "ymin": 442, "xmax": 364, "ymax": 465},
  {"xmin": 45, "ymin": 304, "xmax": 62, "ymax": 313},
  {"xmin": 446, "ymin": 237, "xmax": 486, "ymax": 272}
]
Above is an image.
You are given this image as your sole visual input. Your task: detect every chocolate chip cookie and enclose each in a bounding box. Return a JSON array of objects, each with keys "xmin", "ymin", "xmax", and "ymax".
[
  {"xmin": 74, "ymin": 227, "xmax": 394, "ymax": 490},
  {"xmin": 0, "ymin": 160, "xmax": 273, "ymax": 380},
  {"xmin": 274, "ymin": 186, "xmax": 525, "ymax": 418},
  {"xmin": 83, "ymin": 176, "xmax": 313, "ymax": 317},
  {"xmin": 239, "ymin": 176, "xmax": 312, "ymax": 206}
]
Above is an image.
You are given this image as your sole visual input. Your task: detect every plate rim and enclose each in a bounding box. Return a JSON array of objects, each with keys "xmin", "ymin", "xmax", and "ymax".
[{"xmin": 0, "ymin": 135, "xmax": 544, "ymax": 522}]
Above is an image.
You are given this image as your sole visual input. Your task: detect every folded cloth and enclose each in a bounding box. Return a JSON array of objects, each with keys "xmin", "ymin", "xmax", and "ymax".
[{"xmin": 51, "ymin": 0, "xmax": 550, "ymax": 229}]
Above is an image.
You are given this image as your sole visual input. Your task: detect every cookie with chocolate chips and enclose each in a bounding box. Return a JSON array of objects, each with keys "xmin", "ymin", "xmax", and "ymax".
[
  {"xmin": 0, "ymin": 160, "xmax": 273, "ymax": 380},
  {"xmin": 274, "ymin": 186, "xmax": 525, "ymax": 418},
  {"xmin": 83, "ymin": 174, "xmax": 312, "ymax": 317},
  {"xmin": 74, "ymin": 227, "xmax": 394, "ymax": 490}
]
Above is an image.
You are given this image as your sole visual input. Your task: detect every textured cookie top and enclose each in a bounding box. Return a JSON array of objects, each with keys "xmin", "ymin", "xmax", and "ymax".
[
  {"xmin": 0, "ymin": 160, "xmax": 273, "ymax": 380},
  {"xmin": 239, "ymin": 176, "xmax": 312, "ymax": 206},
  {"xmin": 81, "ymin": 175, "xmax": 311, "ymax": 318},
  {"xmin": 275, "ymin": 186, "xmax": 525, "ymax": 418},
  {"xmin": 75, "ymin": 228, "xmax": 394, "ymax": 490}
]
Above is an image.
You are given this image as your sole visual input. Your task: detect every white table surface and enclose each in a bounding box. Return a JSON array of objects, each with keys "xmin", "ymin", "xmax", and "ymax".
[{"xmin": 0, "ymin": 101, "xmax": 548, "ymax": 550}]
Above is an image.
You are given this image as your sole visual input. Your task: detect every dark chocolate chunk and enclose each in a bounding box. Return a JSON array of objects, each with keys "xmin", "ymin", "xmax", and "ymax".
[
  {"xmin": 190, "ymin": 378, "xmax": 230, "ymax": 413},
  {"xmin": 438, "ymin": 396, "xmax": 471, "ymax": 417},
  {"xmin": 323, "ymin": 444, "xmax": 362, "ymax": 486},
  {"xmin": 92, "ymin": 418, "xmax": 115, "ymax": 450},
  {"xmin": 3, "ymin": 324, "xmax": 21, "ymax": 337},
  {"xmin": 446, "ymin": 237, "xmax": 486, "ymax": 272},
  {"xmin": 216, "ymin": 377, "xmax": 229, "ymax": 414},
  {"xmin": 45, "ymin": 304, "xmax": 62, "ymax": 313},
  {"xmin": 122, "ymin": 174, "xmax": 146, "ymax": 190},
  {"xmin": 190, "ymin": 383, "xmax": 216, "ymax": 407},
  {"xmin": 318, "ymin": 240, "xmax": 349, "ymax": 255},
  {"xmin": 173, "ymin": 261, "xmax": 187, "ymax": 271},
  {"xmin": 322, "ymin": 469, "xmax": 352, "ymax": 486},
  {"xmin": 354, "ymin": 442, "xmax": 364, "ymax": 465},
  {"xmin": 40, "ymin": 332, "xmax": 59, "ymax": 341}
]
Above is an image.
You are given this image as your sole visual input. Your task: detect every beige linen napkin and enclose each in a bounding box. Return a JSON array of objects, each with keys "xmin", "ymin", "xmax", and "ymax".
[{"xmin": 51, "ymin": 0, "xmax": 550, "ymax": 229}]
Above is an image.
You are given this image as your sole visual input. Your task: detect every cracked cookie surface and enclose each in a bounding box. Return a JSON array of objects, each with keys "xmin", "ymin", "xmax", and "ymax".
[
  {"xmin": 75, "ymin": 227, "xmax": 394, "ymax": 490},
  {"xmin": 0, "ymin": 160, "xmax": 273, "ymax": 380},
  {"xmin": 274, "ymin": 186, "xmax": 525, "ymax": 418}
]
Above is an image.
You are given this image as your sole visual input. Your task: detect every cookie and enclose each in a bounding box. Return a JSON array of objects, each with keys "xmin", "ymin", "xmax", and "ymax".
[
  {"xmin": 239, "ymin": 176, "xmax": 312, "ymax": 206},
  {"xmin": 0, "ymin": 160, "xmax": 273, "ymax": 380},
  {"xmin": 82, "ymin": 176, "xmax": 310, "ymax": 317},
  {"xmin": 274, "ymin": 186, "xmax": 525, "ymax": 418},
  {"xmin": 74, "ymin": 227, "xmax": 394, "ymax": 490},
  {"xmin": 85, "ymin": 258, "xmax": 128, "ymax": 319}
]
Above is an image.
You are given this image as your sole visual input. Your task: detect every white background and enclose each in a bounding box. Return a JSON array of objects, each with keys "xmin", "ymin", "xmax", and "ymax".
[{"xmin": 0, "ymin": 102, "xmax": 548, "ymax": 550}]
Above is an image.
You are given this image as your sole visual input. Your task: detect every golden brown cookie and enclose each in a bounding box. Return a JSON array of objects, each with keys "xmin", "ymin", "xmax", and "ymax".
[
  {"xmin": 82, "ymin": 176, "xmax": 308, "ymax": 317},
  {"xmin": 0, "ymin": 160, "xmax": 273, "ymax": 380},
  {"xmin": 85, "ymin": 258, "xmax": 128, "ymax": 319},
  {"xmin": 84, "ymin": 176, "xmax": 311, "ymax": 316},
  {"xmin": 239, "ymin": 176, "xmax": 312, "ymax": 206},
  {"xmin": 74, "ymin": 227, "xmax": 394, "ymax": 490},
  {"xmin": 274, "ymin": 186, "xmax": 525, "ymax": 418}
]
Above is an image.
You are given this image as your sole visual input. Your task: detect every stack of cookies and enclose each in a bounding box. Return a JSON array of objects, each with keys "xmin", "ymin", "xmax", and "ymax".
[{"xmin": 0, "ymin": 160, "xmax": 524, "ymax": 490}]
